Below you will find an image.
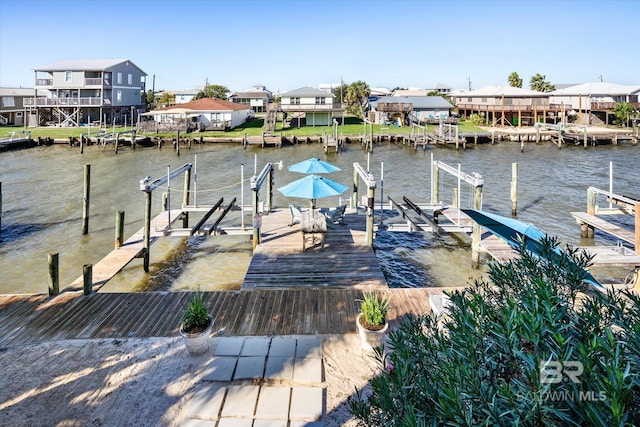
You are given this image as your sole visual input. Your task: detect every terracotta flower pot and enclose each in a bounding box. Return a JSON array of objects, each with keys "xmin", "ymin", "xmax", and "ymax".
[
  {"xmin": 356, "ymin": 313, "xmax": 388, "ymax": 351},
  {"xmin": 180, "ymin": 315, "xmax": 213, "ymax": 356}
]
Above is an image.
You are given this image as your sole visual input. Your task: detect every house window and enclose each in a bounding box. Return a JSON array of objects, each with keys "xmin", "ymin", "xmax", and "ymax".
[
  {"xmin": 481, "ymin": 98, "xmax": 487, "ymax": 103},
  {"xmin": 116, "ymin": 90, "xmax": 122, "ymax": 102},
  {"xmin": 117, "ymin": 73, "xmax": 122, "ymax": 84},
  {"xmin": 467, "ymin": 97, "xmax": 472, "ymax": 102},
  {"xmin": 1, "ymin": 96, "xmax": 15, "ymax": 107},
  {"xmin": 65, "ymin": 71, "xmax": 72, "ymax": 82},
  {"xmin": 290, "ymin": 97, "xmax": 300, "ymax": 105},
  {"xmin": 315, "ymin": 97, "xmax": 325, "ymax": 105},
  {"xmin": 128, "ymin": 74, "xmax": 132, "ymax": 85},
  {"xmin": 16, "ymin": 112, "xmax": 23, "ymax": 117}
]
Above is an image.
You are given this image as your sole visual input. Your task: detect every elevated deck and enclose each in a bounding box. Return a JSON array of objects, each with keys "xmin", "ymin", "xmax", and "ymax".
[{"xmin": 243, "ymin": 208, "xmax": 387, "ymax": 290}]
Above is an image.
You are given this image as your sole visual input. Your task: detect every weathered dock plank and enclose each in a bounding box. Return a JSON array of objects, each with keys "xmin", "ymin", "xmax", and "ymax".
[
  {"xmin": 243, "ymin": 208, "xmax": 388, "ymax": 290},
  {"xmin": 0, "ymin": 288, "xmax": 454, "ymax": 348},
  {"xmin": 65, "ymin": 209, "xmax": 184, "ymax": 292},
  {"xmin": 571, "ymin": 212, "xmax": 636, "ymax": 247}
]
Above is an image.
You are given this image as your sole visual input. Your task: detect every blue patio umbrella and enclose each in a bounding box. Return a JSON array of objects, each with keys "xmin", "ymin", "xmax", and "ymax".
[
  {"xmin": 462, "ymin": 208, "xmax": 602, "ymax": 289},
  {"xmin": 288, "ymin": 157, "xmax": 341, "ymax": 174},
  {"xmin": 278, "ymin": 174, "xmax": 348, "ymax": 209}
]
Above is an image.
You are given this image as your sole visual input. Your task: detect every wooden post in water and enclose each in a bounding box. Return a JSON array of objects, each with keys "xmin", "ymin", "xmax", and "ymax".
[
  {"xmin": 471, "ymin": 185, "xmax": 483, "ymax": 269},
  {"xmin": 432, "ymin": 166, "xmax": 439, "ymax": 205},
  {"xmin": 143, "ymin": 191, "xmax": 152, "ymax": 272},
  {"xmin": 176, "ymin": 130, "xmax": 180, "ymax": 156},
  {"xmin": 48, "ymin": 252, "xmax": 59, "ymax": 296},
  {"xmin": 182, "ymin": 167, "xmax": 191, "ymax": 228},
  {"xmin": 83, "ymin": 264, "xmax": 93, "ymax": 295},
  {"xmin": 583, "ymin": 125, "xmax": 588, "ymax": 148},
  {"xmin": 82, "ymin": 164, "xmax": 90, "ymax": 235},
  {"xmin": 162, "ymin": 192, "xmax": 168, "ymax": 211},
  {"xmin": 252, "ymin": 188, "xmax": 260, "ymax": 250},
  {"xmin": 366, "ymin": 185, "xmax": 375, "ymax": 245},
  {"xmin": 635, "ymin": 202, "xmax": 640, "ymax": 255},
  {"xmin": 511, "ymin": 163, "xmax": 518, "ymax": 216},
  {"xmin": 582, "ymin": 188, "xmax": 596, "ymax": 238},
  {"xmin": 115, "ymin": 210, "xmax": 125, "ymax": 248},
  {"xmin": 353, "ymin": 168, "xmax": 359, "ymax": 209},
  {"xmin": 265, "ymin": 169, "xmax": 273, "ymax": 213},
  {"xmin": 452, "ymin": 188, "xmax": 458, "ymax": 208},
  {"xmin": 80, "ymin": 135, "xmax": 84, "ymax": 154}
]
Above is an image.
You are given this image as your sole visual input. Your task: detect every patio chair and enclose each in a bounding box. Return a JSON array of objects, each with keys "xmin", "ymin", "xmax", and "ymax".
[
  {"xmin": 288, "ymin": 205, "xmax": 302, "ymax": 226},
  {"xmin": 324, "ymin": 204, "xmax": 347, "ymax": 225}
]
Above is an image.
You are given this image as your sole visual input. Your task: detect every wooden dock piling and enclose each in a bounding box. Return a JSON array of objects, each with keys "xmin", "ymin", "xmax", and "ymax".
[
  {"xmin": 82, "ymin": 164, "xmax": 90, "ymax": 235},
  {"xmin": 48, "ymin": 252, "xmax": 59, "ymax": 296},
  {"xmin": 115, "ymin": 211, "xmax": 125, "ymax": 248},
  {"xmin": 83, "ymin": 264, "xmax": 93, "ymax": 295},
  {"xmin": 511, "ymin": 163, "xmax": 518, "ymax": 216}
]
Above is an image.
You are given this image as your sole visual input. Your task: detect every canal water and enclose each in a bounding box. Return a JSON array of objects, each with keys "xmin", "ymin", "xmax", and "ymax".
[{"xmin": 1, "ymin": 140, "xmax": 638, "ymax": 294}]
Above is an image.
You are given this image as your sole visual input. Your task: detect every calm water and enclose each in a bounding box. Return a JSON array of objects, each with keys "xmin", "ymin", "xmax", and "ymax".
[{"xmin": 1, "ymin": 139, "xmax": 638, "ymax": 294}]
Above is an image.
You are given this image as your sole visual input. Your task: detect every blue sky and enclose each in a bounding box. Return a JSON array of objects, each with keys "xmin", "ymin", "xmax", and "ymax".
[{"xmin": 1, "ymin": 0, "xmax": 638, "ymax": 93}]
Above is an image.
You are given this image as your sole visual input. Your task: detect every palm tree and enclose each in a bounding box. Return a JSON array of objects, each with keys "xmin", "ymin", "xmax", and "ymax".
[
  {"xmin": 508, "ymin": 72, "xmax": 523, "ymax": 88},
  {"xmin": 344, "ymin": 81, "xmax": 371, "ymax": 119},
  {"xmin": 530, "ymin": 74, "xmax": 556, "ymax": 92}
]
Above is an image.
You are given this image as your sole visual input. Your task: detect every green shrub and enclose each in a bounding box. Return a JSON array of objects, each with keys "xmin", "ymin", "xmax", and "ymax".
[
  {"xmin": 349, "ymin": 236, "xmax": 640, "ymax": 425},
  {"xmin": 181, "ymin": 293, "xmax": 210, "ymax": 333}
]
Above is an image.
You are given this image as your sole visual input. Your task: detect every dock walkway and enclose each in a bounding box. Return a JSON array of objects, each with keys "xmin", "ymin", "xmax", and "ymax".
[
  {"xmin": 571, "ymin": 211, "xmax": 636, "ymax": 247},
  {"xmin": 0, "ymin": 287, "xmax": 448, "ymax": 349},
  {"xmin": 65, "ymin": 209, "xmax": 184, "ymax": 291},
  {"xmin": 243, "ymin": 208, "xmax": 387, "ymax": 289}
]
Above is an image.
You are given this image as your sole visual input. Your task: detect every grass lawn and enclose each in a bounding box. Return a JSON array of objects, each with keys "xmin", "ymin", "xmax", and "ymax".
[{"xmin": 0, "ymin": 116, "xmax": 485, "ymax": 139}]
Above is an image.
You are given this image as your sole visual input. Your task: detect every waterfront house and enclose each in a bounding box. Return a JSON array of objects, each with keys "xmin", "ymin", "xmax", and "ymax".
[
  {"xmin": 424, "ymin": 82, "xmax": 452, "ymax": 95},
  {"xmin": 0, "ymin": 87, "xmax": 35, "ymax": 126},
  {"xmin": 548, "ymin": 82, "xmax": 640, "ymax": 125},
  {"xmin": 279, "ymin": 87, "xmax": 339, "ymax": 127},
  {"xmin": 25, "ymin": 59, "xmax": 147, "ymax": 127},
  {"xmin": 228, "ymin": 84, "xmax": 272, "ymax": 113},
  {"xmin": 452, "ymin": 85, "xmax": 553, "ymax": 126},
  {"xmin": 174, "ymin": 88, "xmax": 202, "ymax": 105},
  {"xmin": 369, "ymin": 96, "xmax": 454, "ymax": 125},
  {"xmin": 143, "ymin": 97, "xmax": 252, "ymax": 131}
]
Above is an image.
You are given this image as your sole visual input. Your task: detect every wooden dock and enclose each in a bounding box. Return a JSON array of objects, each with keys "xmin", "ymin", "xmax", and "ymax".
[
  {"xmin": 65, "ymin": 209, "xmax": 184, "ymax": 292},
  {"xmin": 0, "ymin": 287, "xmax": 452, "ymax": 349},
  {"xmin": 243, "ymin": 208, "xmax": 387, "ymax": 289},
  {"xmin": 571, "ymin": 212, "xmax": 636, "ymax": 247}
]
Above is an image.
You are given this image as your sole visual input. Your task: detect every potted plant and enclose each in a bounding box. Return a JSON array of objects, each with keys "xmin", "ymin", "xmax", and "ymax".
[
  {"xmin": 356, "ymin": 291, "xmax": 391, "ymax": 351},
  {"xmin": 180, "ymin": 293, "xmax": 213, "ymax": 356}
]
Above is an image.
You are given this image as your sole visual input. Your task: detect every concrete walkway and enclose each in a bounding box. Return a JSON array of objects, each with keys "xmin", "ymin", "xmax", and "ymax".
[{"xmin": 184, "ymin": 337, "xmax": 324, "ymax": 426}]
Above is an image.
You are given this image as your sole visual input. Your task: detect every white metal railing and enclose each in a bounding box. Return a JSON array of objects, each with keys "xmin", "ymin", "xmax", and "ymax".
[
  {"xmin": 36, "ymin": 79, "xmax": 53, "ymax": 86},
  {"xmin": 24, "ymin": 97, "xmax": 110, "ymax": 106}
]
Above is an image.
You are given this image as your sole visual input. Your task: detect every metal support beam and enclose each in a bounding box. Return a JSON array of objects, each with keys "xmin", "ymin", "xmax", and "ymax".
[
  {"xmin": 433, "ymin": 160, "xmax": 484, "ymax": 187},
  {"xmin": 140, "ymin": 163, "xmax": 192, "ymax": 192}
]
